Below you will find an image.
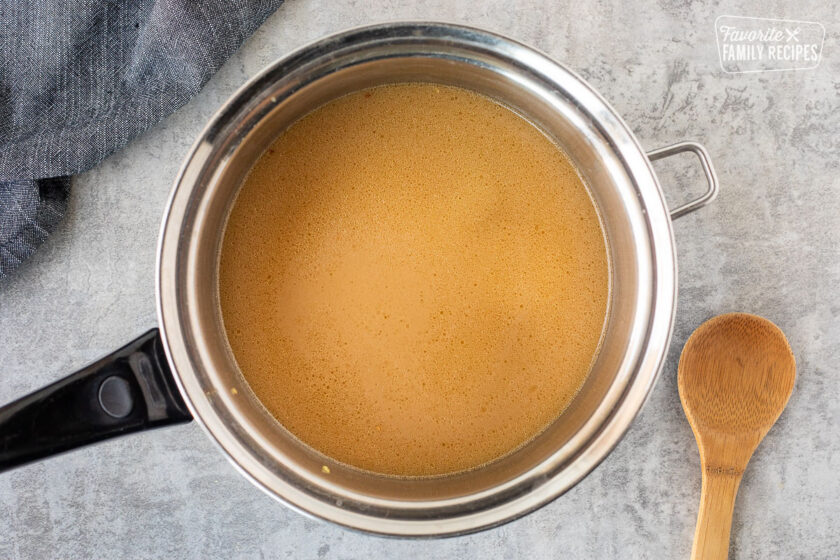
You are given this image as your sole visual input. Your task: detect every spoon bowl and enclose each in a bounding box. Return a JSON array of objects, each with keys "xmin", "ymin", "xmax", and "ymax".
[{"xmin": 679, "ymin": 312, "xmax": 795, "ymax": 559}]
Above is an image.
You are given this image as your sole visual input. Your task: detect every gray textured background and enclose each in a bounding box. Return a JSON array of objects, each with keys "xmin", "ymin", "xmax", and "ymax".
[{"xmin": 1, "ymin": 0, "xmax": 838, "ymax": 558}]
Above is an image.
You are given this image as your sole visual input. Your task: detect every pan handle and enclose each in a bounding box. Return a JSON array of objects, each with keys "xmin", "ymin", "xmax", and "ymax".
[
  {"xmin": 646, "ymin": 141, "xmax": 720, "ymax": 220},
  {"xmin": 0, "ymin": 329, "xmax": 192, "ymax": 473}
]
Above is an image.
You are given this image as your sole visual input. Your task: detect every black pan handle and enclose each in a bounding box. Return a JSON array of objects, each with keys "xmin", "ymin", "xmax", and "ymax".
[{"xmin": 0, "ymin": 329, "xmax": 192, "ymax": 472}]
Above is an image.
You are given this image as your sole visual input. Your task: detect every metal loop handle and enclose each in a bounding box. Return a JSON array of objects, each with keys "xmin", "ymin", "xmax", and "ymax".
[{"xmin": 647, "ymin": 141, "xmax": 719, "ymax": 220}]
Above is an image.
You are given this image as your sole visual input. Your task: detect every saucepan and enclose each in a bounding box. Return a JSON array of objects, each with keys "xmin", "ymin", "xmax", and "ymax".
[{"xmin": 0, "ymin": 22, "xmax": 718, "ymax": 536}]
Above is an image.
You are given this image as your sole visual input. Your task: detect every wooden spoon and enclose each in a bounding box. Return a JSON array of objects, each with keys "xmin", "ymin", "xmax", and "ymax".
[{"xmin": 678, "ymin": 313, "xmax": 796, "ymax": 560}]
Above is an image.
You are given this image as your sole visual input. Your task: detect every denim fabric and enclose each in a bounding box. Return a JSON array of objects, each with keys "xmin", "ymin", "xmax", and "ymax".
[{"xmin": 0, "ymin": 0, "xmax": 283, "ymax": 277}]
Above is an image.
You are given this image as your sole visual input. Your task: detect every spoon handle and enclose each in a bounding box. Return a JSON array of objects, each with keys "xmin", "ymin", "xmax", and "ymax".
[{"xmin": 691, "ymin": 468, "xmax": 743, "ymax": 560}]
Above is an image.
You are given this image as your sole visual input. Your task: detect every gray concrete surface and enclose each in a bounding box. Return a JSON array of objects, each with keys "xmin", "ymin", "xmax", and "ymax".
[{"xmin": 1, "ymin": 0, "xmax": 838, "ymax": 558}]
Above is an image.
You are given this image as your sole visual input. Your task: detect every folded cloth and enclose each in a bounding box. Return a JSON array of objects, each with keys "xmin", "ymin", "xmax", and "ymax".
[{"xmin": 0, "ymin": 0, "xmax": 284, "ymax": 278}]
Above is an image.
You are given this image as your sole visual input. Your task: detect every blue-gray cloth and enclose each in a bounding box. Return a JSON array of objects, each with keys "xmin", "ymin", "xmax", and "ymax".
[{"xmin": 0, "ymin": 0, "xmax": 283, "ymax": 278}]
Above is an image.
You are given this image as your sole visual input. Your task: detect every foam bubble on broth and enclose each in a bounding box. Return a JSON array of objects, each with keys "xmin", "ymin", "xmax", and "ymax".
[{"xmin": 219, "ymin": 83, "xmax": 609, "ymax": 476}]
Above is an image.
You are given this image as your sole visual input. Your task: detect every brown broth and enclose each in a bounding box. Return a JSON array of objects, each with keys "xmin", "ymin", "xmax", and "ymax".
[{"xmin": 219, "ymin": 83, "xmax": 609, "ymax": 476}]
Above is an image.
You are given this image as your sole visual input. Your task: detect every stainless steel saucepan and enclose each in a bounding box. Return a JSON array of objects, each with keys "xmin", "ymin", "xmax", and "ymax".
[{"xmin": 0, "ymin": 22, "xmax": 718, "ymax": 536}]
